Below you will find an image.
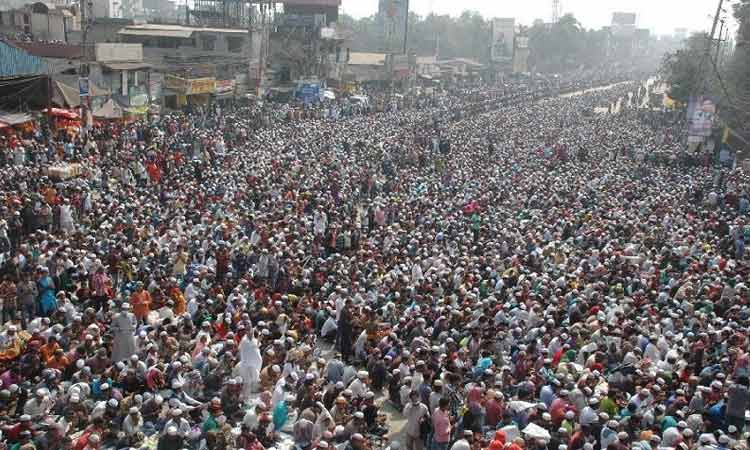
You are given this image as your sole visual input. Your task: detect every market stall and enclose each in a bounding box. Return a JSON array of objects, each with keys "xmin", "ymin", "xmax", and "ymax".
[
  {"xmin": 0, "ymin": 110, "xmax": 35, "ymax": 136},
  {"xmin": 43, "ymin": 107, "xmax": 81, "ymax": 133}
]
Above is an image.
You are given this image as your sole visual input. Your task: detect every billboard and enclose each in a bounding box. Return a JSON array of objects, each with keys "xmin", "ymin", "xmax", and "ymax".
[
  {"xmin": 295, "ymin": 80, "xmax": 325, "ymax": 104},
  {"xmin": 491, "ymin": 18, "xmax": 515, "ymax": 62},
  {"xmin": 378, "ymin": 0, "xmax": 408, "ymax": 50},
  {"xmin": 687, "ymin": 95, "xmax": 717, "ymax": 137},
  {"xmin": 164, "ymin": 75, "xmax": 216, "ymax": 95}
]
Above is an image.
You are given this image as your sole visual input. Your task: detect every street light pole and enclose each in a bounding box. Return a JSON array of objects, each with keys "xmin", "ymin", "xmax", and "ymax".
[
  {"xmin": 697, "ymin": 0, "xmax": 724, "ymax": 91},
  {"xmin": 715, "ymin": 20, "xmax": 726, "ymax": 66},
  {"xmin": 402, "ymin": 0, "xmax": 409, "ymax": 54}
]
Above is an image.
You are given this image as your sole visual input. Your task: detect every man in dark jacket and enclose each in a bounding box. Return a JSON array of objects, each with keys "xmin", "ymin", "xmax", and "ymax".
[
  {"xmin": 726, "ymin": 376, "xmax": 750, "ymax": 429},
  {"xmin": 157, "ymin": 426, "xmax": 185, "ymax": 450},
  {"xmin": 338, "ymin": 299, "xmax": 354, "ymax": 363}
]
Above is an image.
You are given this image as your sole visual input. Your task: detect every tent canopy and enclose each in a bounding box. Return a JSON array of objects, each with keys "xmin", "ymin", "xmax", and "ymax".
[
  {"xmin": 0, "ymin": 111, "xmax": 33, "ymax": 125},
  {"xmin": 43, "ymin": 107, "xmax": 79, "ymax": 120},
  {"xmin": 53, "ymin": 79, "xmax": 110, "ymax": 108},
  {"xmin": 92, "ymin": 99, "xmax": 123, "ymax": 119}
]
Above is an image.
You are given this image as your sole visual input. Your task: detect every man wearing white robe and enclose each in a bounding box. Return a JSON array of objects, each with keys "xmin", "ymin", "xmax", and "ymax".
[
  {"xmin": 59, "ymin": 200, "xmax": 75, "ymax": 234},
  {"xmin": 111, "ymin": 303, "xmax": 137, "ymax": 363},
  {"xmin": 237, "ymin": 332, "xmax": 262, "ymax": 401}
]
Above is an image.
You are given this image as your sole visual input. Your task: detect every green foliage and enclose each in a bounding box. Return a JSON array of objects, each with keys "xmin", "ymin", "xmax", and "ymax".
[
  {"xmin": 528, "ymin": 14, "xmax": 596, "ymax": 72},
  {"xmin": 341, "ymin": 10, "xmax": 608, "ymax": 70},
  {"xmin": 726, "ymin": 0, "xmax": 750, "ymax": 138},
  {"xmin": 659, "ymin": 33, "xmax": 711, "ymax": 104}
]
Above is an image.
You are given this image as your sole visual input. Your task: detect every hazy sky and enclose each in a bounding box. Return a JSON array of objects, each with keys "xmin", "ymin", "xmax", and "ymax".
[{"xmin": 340, "ymin": 0, "xmax": 737, "ymax": 37}]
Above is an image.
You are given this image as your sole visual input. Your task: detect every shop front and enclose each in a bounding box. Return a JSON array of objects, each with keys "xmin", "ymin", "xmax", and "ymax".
[{"xmin": 163, "ymin": 75, "xmax": 216, "ymax": 109}]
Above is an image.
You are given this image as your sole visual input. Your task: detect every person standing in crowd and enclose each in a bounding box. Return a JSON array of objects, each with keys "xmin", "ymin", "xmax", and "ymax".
[{"xmin": 404, "ymin": 390, "xmax": 430, "ymax": 450}]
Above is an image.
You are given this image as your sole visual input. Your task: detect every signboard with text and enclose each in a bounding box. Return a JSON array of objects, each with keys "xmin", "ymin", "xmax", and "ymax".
[
  {"xmin": 78, "ymin": 77, "xmax": 90, "ymax": 97},
  {"xmin": 164, "ymin": 75, "xmax": 216, "ymax": 95},
  {"xmin": 187, "ymin": 78, "xmax": 216, "ymax": 95}
]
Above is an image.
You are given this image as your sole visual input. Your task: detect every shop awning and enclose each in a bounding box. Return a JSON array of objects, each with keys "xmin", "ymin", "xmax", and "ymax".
[
  {"xmin": 118, "ymin": 28, "xmax": 194, "ymax": 39},
  {"xmin": 53, "ymin": 79, "xmax": 110, "ymax": 108},
  {"xmin": 0, "ymin": 111, "xmax": 33, "ymax": 125},
  {"xmin": 101, "ymin": 62, "xmax": 151, "ymax": 71}
]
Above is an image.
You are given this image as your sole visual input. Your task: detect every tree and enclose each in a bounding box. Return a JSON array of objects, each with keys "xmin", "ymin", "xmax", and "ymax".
[
  {"xmin": 659, "ymin": 33, "xmax": 710, "ymax": 104},
  {"xmin": 527, "ymin": 14, "xmax": 605, "ymax": 72},
  {"xmin": 341, "ymin": 10, "xmax": 607, "ymax": 70},
  {"xmin": 724, "ymin": 0, "xmax": 750, "ymax": 144}
]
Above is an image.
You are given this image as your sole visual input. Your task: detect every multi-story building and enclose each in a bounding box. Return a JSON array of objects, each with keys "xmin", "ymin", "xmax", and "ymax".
[
  {"xmin": 89, "ymin": 43, "xmax": 150, "ymax": 112},
  {"xmin": 117, "ymin": 23, "xmax": 255, "ymax": 106},
  {"xmin": 0, "ymin": 1, "xmax": 80, "ymax": 42},
  {"xmin": 92, "ymin": 0, "xmax": 144, "ymax": 20},
  {"xmin": 268, "ymin": 0, "xmax": 351, "ymax": 90}
]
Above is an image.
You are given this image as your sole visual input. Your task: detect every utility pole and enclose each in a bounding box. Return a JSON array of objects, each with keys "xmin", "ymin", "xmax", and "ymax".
[
  {"xmin": 402, "ymin": 0, "xmax": 409, "ymax": 54},
  {"xmin": 248, "ymin": 0, "xmax": 254, "ymax": 96},
  {"xmin": 697, "ymin": 0, "xmax": 724, "ymax": 91},
  {"xmin": 47, "ymin": 73, "xmax": 54, "ymax": 138},
  {"xmin": 687, "ymin": 0, "xmax": 724, "ymax": 154},
  {"xmin": 79, "ymin": 0, "xmax": 91, "ymax": 130},
  {"xmin": 256, "ymin": 0, "xmax": 266, "ymax": 96},
  {"xmin": 552, "ymin": 0, "xmax": 561, "ymax": 24}
]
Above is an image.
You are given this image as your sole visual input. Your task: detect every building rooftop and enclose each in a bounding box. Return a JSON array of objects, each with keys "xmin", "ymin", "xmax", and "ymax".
[
  {"xmin": 7, "ymin": 41, "xmax": 82, "ymax": 59},
  {"xmin": 348, "ymin": 52, "xmax": 386, "ymax": 66},
  {"xmin": 279, "ymin": 0, "xmax": 341, "ymax": 5},
  {"xmin": 118, "ymin": 24, "xmax": 248, "ymax": 39},
  {"xmin": 416, "ymin": 56, "xmax": 437, "ymax": 65},
  {"xmin": 438, "ymin": 58, "xmax": 484, "ymax": 67}
]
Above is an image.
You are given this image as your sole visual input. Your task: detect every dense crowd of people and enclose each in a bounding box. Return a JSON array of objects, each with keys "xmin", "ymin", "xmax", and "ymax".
[{"xmin": 0, "ymin": 67, "xmax": 748, "ymax": 450}]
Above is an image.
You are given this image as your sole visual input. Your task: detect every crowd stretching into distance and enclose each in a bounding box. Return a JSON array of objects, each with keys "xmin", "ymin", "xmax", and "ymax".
[{"xmin": 0, "ymin": 67, "xmax": 748, "ymax": 450}]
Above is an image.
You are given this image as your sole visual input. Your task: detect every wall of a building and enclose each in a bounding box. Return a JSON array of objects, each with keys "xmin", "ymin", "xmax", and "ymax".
[
  {"xmin": 30, "ymin": 12, "xmax": 47, "ymax": 37},
  {"xmin": 92, "ymin": 0, "xmax": 144, "ymax": 19},
  {"xmin": 67, "ymin": 19, "xmax": 133, "ymax": 44},
  {"xmin": 0, "ymin": 40, "xmax": 47, "ymax": 77},
  {"xmin": 92, "ymin": 0, "xmax": 114, "ymax": 18},
  {"xmin": 126, "ymin": 31, "xmax": 254, "ymax": 69},
  {"xmin": 24, "ymin": 12, "xmax": 65, "ymax": 41},
  {"xmin": 95, "ymin": 42, "xmax": 142, "ymax": 62}
]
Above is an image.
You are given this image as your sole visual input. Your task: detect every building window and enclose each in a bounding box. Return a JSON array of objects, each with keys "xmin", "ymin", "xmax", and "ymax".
[
  {"xmin": 227, "ymin": 36, "xmax": 244, "ymax": 53},
  {"xmin": 157, "ymin": 37, "xmax": 179, "ymax": 49},
  {"xmin": 23, "ymin": 14, "xmax": 29, "ymax": 24},
  {"xmin": 201, "ymin": 35, "xmax": 216, "ymax": 51}
]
